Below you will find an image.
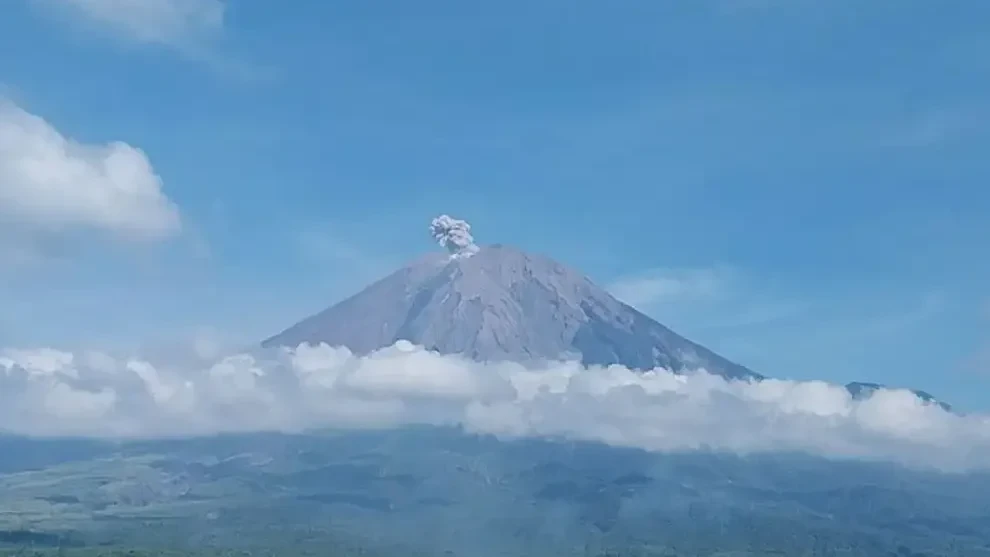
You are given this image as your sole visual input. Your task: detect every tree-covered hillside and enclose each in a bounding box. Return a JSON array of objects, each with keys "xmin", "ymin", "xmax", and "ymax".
[{"xmin": 2, "ymin": 429, "xmax": 989, "ymax": 557}]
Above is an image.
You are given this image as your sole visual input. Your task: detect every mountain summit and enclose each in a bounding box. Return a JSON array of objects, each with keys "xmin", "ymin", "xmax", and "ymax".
[
  {"xmin": 262, "ymin": 215, "xmax": 951, "ymax": 408},
  {"xmin": 262, "ymin": 215, "xmax": 759, "ymax": 380}
]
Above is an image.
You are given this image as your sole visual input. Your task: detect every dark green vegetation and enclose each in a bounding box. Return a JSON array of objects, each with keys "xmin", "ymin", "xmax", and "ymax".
[{"xmin": 1, "ymin": 429, "xmax": 989, "ymax": 556}]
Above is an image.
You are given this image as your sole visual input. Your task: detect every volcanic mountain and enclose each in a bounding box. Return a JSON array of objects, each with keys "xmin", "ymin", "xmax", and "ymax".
[
  {"xmin": 262, "ymin": 215, "xmax": 949, "ymax": 409},
  {"xmin": 263, "ymin": 216, "xmax": 759, "ymax": 380}
]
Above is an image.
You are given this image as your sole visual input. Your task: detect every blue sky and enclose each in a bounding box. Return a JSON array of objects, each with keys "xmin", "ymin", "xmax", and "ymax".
[{"xmin": 0, "ymin": 1, "xmax": 988, "ymax": 409}]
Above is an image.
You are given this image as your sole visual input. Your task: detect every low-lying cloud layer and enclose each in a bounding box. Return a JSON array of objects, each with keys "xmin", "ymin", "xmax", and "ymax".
[{"xmin": 2, "ymin": 341, "xmax": 988, "ymax": 472}]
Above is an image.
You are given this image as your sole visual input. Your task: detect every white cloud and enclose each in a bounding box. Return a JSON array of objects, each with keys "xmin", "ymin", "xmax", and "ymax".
[
  {"xmin": 608, "ymin": 267, "xmax": 731, "ymax": 310},
  {"xmin": 0, "ymin": 100, "xmax": 180, "ymax": 244},
  {"xmin": 1, "ymin": 341, "xmax": 988, "ymax": 473},
  {"xmin": 294, "ymin": 222, "xmax": 397, "ymax": 279},
  {"xmin": 608, "ymin": 267, "xmax": 947, "ymax": 346},
  {"xmin": 966, "ymin": 301, "xmax": 990, "ymax": 376},
  {"xmin": 40, "ymin": 0, "xmax": 225, "ymax": 47}
]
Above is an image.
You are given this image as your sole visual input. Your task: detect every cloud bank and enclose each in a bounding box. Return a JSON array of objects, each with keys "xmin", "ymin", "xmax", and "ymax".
[
  {"xmin": 2, "ymin": 341, "xmax": 988, "ymax": 473},
  {"xmin": 0, "ymin": 99, "xmax": 180, "ymax": 245}
]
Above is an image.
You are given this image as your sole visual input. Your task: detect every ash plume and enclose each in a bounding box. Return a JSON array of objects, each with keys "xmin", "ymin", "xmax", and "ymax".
[{"xmin": 429, "ymin": 214, "xmax": 479, "ymax": 257}]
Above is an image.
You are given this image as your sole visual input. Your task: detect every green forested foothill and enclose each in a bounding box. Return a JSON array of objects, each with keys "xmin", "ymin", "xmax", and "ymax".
[{"xmin": 1, "ymin": 429, "xmax": 989, "ymax": 557}]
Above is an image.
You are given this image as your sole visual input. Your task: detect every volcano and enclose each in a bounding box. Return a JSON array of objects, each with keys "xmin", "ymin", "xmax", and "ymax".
[
  {"xmin": 263, "ymin": 216, "xmax": 760, "ymax": 380},
  {"xmin": 262, "ymin": 215, "xmax": 949, "ymax": 409}
]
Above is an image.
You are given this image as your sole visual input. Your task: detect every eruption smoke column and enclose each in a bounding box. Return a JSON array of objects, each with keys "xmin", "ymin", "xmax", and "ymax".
[{"xmin": 430, "ymin": 214, "xmax": 479, "ymax": 258}]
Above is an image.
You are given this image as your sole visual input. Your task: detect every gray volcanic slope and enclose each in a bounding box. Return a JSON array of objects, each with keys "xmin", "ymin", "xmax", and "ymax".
[{"xmin": 263, "ymin": 244, "xmax": 760, "ymax": 380}]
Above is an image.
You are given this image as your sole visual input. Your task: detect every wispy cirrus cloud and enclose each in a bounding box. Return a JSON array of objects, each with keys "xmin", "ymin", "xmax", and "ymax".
[
  {"xmin": 872, "ymin": 105, "xmax": 990, "ymax": 150},
  {"xmin": 290, "ymin": 221, "xmax": 403, "ymax": 305},
  {"xmin": 607, "ymin": 266, "xmax": 806, "ymax": 332},
  {"xmin": 295, "ymin": 222, "xmax": 398, "ymax": 280},
  {"xmin": 608, "ymin": 266, "xmax": 732, "ymax": 309},
  {"xmin": 606, "ymin": 266, "xmax": 957, "ymax": 397},
  {"xmin": 963, "ymin": 300, "xmax": 990, "ymax": 377},
  {"xmin": 608, "ymin": 266, "xmax": 947, "ymax": 341},
  {"xmin": 31, "ymin": 0, "xmax": 269, "ymax": 80},
  {"xmin": 37, "ymin": 0, "xmax": 225, "ymax": 48}
]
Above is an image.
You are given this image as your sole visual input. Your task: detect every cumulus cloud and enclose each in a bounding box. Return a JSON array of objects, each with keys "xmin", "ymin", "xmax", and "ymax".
[
  {"xmin": 38, "ymin": 0, "xmax": 225, "ymax": 47},
  {"xmin": 1, "ymin": 340, "xmax": 988, "ymax": 473},
  {"xmin": 0, "ymin": 99, "xmax": 180, "ymax": 243}
]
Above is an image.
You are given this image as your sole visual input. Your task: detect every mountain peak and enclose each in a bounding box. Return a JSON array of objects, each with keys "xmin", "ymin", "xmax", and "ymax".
[
  {"xmin": 263, "ymin": 217, "xmax": 760, "ymax": 380},
  {"xmin": 261, "ymin": 215, "xmax": 952, "ymax": 410},
  {"xmin": 846, "ymin": 381, "xmax": 952, "ymax": 412}
]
